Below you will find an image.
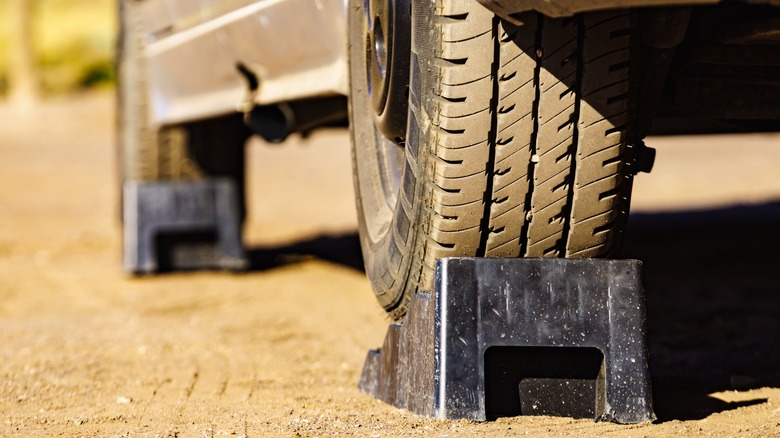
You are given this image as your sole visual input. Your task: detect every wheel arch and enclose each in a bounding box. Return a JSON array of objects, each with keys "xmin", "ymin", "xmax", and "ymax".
[{"xmin": 478, "ymin": 0, "xmax": 779, "ymax": 19}]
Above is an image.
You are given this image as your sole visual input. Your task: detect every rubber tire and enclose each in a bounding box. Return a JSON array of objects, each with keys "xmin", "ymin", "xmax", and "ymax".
[
  {"xmin": 349, "ymin": 0, "xmax": 638, "ymax": 319},
  {"xmin": 117, "ymin": 0, "xmax": 250, "ymax": 216}
]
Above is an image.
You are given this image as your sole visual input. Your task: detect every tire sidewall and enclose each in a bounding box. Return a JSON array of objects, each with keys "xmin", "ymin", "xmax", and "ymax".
[{"xmin": 348, "ymin": 0, "xmax": 435, "ymax": 315}]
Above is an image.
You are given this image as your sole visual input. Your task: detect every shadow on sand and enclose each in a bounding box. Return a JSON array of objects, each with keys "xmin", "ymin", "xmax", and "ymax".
[
  {"xmin": 246, "ymin": 234, "xmax": 365, "ymax": 273},
  {"xmin": 621, "ymin": 201, "xmax": 780, "ymax": 421}
]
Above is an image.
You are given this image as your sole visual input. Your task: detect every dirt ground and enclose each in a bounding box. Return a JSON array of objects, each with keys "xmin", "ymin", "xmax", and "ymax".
[{"xmin": 1, "ymin": 92, "xmax": 779, "ymax": 436}]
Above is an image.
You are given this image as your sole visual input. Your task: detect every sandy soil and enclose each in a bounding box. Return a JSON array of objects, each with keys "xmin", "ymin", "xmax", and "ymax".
[{"xmin": 1, "ymin": 92, "xmax": 779, "ymax": 436}]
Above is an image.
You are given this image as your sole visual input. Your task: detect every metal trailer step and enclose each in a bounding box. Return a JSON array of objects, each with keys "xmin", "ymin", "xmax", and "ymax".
[
  {"xmin": 123, "ymin": 178, "xmax": 247, "ymax": 274},
  {"xmin": 359, "ymin": 258, "xmax": 656, "ymax": 424}
]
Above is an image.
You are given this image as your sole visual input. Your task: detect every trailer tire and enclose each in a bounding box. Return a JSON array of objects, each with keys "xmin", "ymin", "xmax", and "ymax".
[{"xmin": 349, "ymin": 0, "xmax": 640, "ymax": 319}]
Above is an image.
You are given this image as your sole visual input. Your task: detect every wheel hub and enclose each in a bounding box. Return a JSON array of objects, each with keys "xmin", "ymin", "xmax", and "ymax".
[{"xmin": 366, "ymin": 0, "xmax": 411, "ymax": 144}]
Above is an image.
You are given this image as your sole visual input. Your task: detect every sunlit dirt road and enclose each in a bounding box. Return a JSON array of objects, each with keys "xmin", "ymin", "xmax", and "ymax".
[{"xmin": 1, "ymin": 92, "xmax": 779, "ymax": 436}]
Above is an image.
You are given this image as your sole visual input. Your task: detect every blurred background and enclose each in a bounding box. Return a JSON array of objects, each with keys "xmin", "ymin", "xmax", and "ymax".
[
  {"xmin": 0, "ymin": 1, "xmax": 778, "ymax": 434},
  {"xmin": 0, "ymin": 0, "xmax": 115, "ymax": 103}
]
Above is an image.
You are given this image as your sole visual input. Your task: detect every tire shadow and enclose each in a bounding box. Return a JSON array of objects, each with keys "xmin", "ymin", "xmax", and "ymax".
[
  {"xmin": 246, "ymin": 233, "xmax": 365, "ymax": 273},
  {"xmin": 621, "ymin": 201, "xmax": 780, "ymax": 421}
]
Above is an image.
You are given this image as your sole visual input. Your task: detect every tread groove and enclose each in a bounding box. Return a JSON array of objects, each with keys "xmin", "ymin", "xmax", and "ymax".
[
  {"xmin": 559, "ymin": 15, "xmax": 586, "ymax": 254},
  {"xmin": 519, "ymin": 16, "xmax": 544, "ymax": 257},
  {"xmin": 476, "ymin": 17, "xmax": 501, "ymax": 257}
]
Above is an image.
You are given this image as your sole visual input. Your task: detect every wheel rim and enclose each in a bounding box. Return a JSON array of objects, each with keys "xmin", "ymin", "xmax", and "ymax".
[{"xmin": 366, "ymin": 0, "xmax": 412, "ymax": 145}]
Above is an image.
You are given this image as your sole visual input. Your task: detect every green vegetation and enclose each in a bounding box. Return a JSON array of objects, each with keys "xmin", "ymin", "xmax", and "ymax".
[{"xmin": 0, "ymin": 0, "xmax": 117, "ymax": 96}]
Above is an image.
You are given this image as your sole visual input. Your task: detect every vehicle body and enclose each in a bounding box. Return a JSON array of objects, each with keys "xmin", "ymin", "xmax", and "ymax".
[
  {"xmin": 132, "ymin": 0, "xmax": 780, "ymax": 127},
  {"xmin": 120, "ymin": 0, "xmax": 780, "ymax": 315},
  {"xmin": 134, "ymin": 0, "xmax": 348, "ymax": 127}
]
